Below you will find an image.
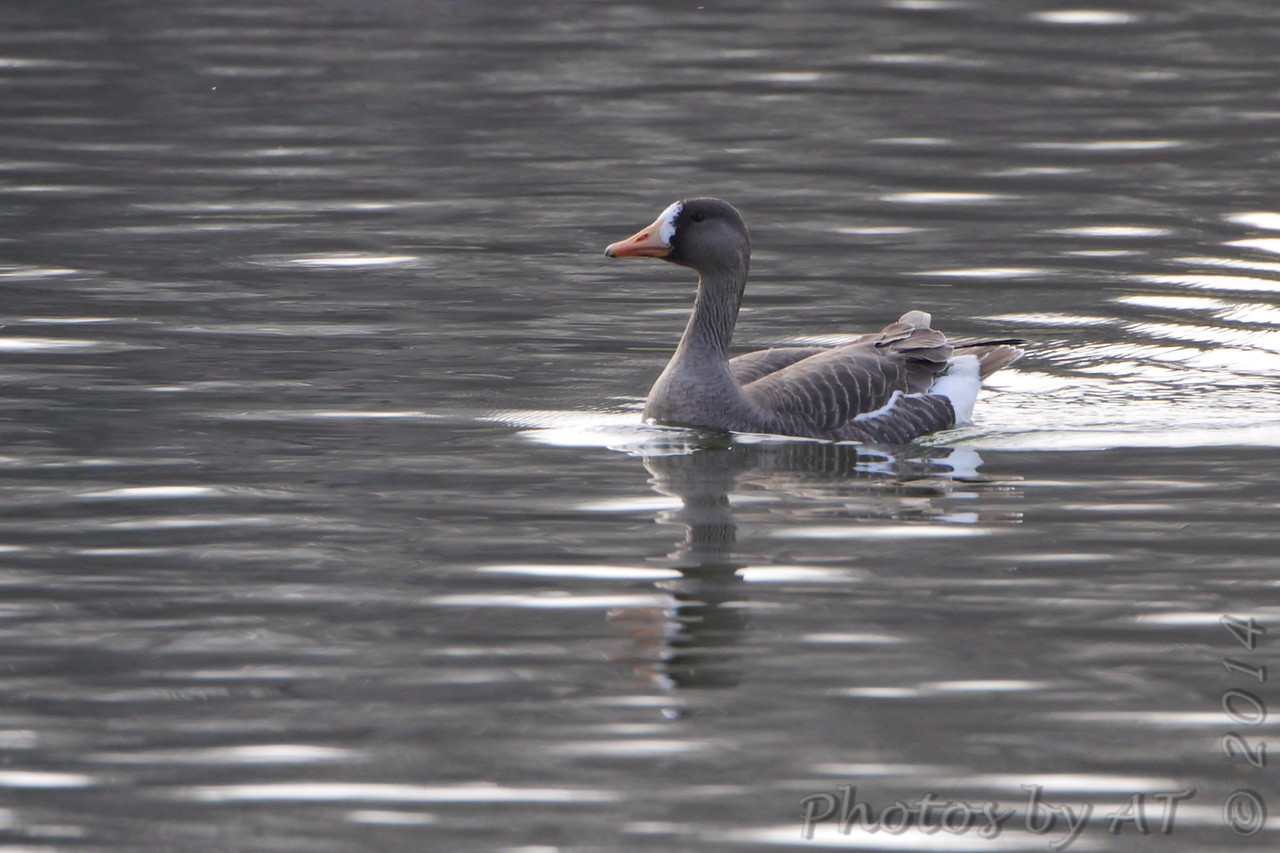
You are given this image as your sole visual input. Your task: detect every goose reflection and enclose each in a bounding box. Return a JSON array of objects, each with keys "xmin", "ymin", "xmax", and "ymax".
[{"xmin": 611, "ymin": 437, "xmax": 992, "ymax": 692}]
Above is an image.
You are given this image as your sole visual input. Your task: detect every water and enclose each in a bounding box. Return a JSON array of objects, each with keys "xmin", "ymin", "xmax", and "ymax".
[{"xmin": 1, "ymin": 1, "xmax": 1278, "ymax": 850}]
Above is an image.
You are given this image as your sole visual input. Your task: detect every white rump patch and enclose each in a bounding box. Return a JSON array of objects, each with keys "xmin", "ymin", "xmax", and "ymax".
[
  {"xmin": 929, "ymin": 354, "xmax": 981, "ymax": 424},
  {"xmin": 657, "ymin": 201, "xmax": 683, "ymax": 245}
]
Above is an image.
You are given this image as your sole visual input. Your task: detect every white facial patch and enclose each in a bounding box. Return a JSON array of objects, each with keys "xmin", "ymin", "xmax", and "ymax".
[{"xmin": 656, "ymin": 201, "xmax": 683, "ymax": 245}]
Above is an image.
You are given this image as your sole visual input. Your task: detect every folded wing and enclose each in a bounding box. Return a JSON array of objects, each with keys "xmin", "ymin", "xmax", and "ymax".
[
  {"xmin": 727, "ymin": 346, "xmax": 829, "ymax": 385},
  {"xmin": 740, "ymin": 311, "xmax": 958, "ymax": 438}
]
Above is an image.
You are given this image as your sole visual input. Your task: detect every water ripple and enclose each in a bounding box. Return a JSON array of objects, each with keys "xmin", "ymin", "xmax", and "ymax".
[
  {"xmin": 881, "ymin": 191, "xmax": 1014, "ymax": 204},
  {"xmin": 1137, "ymin": 273, "xmax": 1280, "ymax": 293},
  {"xmin": 1031, "ymin": 10, "xmax": 1138, "ymax": 25},
  {"xmin": 476, "ymin": 564, "xmax": 682, "ymax": 581},
  {"xmin": 88, "ymin": 745, "xmax": 355, "ymax": 765},
  {"xmin": 1229, "ymin": 238, "xmax": 1280, "ymax": 255},
  {"xmin": 1228, "ymin": 211, "xmax": 1280, "ymax": 230},
  {"xmin": 167, "ymin": 783, "xmax": 620, "ymax": 803}
]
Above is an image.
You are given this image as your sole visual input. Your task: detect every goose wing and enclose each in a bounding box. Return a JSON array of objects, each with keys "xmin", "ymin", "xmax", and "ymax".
[
  {"xmin": 728, "ymin": 309, "xmax": 955, "ymax": 386},
  {"xmin": 728, "ymin": 346, "xmax": 829, "ymax": 385},
  {"xmin": 741, "ymin": 311, "xmax": 955, "ymax": 437}
]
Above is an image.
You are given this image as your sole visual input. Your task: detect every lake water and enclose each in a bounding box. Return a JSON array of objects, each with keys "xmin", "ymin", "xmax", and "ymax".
[{"xmin": 1, "ymin": 1, "xmax": 1278, "ymax": 850}]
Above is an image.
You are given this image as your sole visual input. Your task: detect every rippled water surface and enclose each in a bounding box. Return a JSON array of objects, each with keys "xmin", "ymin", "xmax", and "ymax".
[{"xmin": 2, "ymin": 1, "xmax": 1279, "ymax": 850}]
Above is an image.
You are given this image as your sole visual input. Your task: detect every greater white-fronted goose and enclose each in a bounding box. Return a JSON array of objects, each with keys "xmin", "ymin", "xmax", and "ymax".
[{"xmin": 604, "ymin": 198, "xmax": 1023, "ymax": 443}]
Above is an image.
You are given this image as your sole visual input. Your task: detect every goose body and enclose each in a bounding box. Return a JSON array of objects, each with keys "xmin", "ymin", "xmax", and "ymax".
[{"xmin": 605, "ymin": 198, "xmax": 1023, "ymax": 444}]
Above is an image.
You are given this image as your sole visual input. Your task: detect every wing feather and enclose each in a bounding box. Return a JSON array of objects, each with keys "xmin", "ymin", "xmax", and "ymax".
[
  {"xmin": 744, "ymin": 344, "xmax": 912, "ymax": 434},
  {"xmin": 741, "ymin": 313, "xmax": 956, "ymax": 438},
  {"xmin": 728, "ymin": 346, "xmax": 828, "ymax": 384},
  {"xmin": 720, "ymin": 312, "xmax": 1011, "ymax": 442}
]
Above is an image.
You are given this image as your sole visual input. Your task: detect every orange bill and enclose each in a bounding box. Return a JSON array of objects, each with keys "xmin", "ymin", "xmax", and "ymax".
[{"xmin": 604, "ymin": 214, "xmax": 673, "ymax": 258}]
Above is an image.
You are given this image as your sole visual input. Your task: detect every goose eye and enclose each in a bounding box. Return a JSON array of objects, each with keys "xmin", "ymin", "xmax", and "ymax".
[{"xmin": 689, "ymin": 212, "xmax": 706, "ymax": 223}]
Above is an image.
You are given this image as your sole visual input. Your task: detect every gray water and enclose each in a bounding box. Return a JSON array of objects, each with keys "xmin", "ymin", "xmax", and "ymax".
[{"xmin": 1, "ymin": 1, "xmax": 1278, "ymax": 851}]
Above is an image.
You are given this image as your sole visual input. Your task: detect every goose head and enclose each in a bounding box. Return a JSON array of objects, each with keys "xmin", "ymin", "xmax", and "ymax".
[{"xmin": 605, "ymin": 198, "xmax": 750, "ymax": 274}]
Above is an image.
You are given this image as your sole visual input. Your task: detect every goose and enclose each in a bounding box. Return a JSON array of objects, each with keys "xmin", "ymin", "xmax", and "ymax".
[{"xmin": 604, "ymin": 198, "xmax": 1023, "ymax": 443}]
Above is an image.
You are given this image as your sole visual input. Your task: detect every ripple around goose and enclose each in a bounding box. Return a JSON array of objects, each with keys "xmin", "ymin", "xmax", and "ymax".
[{"xmin": 605, "ymin": 198, "xmax": 1024, "ymax": 444}]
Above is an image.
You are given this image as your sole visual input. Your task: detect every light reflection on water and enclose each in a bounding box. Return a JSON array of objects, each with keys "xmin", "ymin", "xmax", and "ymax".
[{"xmin": 1, "ymin": 0, "xmax": 1279, "ymax": 850}]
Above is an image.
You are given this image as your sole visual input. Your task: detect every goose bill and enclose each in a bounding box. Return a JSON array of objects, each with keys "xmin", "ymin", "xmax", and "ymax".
[{"xmin": 605, "ymin": 217, "xmax": 673, "ymax": 258}]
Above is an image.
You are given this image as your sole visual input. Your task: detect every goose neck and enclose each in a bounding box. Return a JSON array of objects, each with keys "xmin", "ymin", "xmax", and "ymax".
[{"xmin": 679, "ymin": 260, "xmax": 747, "ymax": 358}]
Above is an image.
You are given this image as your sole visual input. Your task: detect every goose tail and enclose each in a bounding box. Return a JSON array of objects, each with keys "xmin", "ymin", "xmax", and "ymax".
[{"xmin": 953, "ymin": 340, "xmax": 1026, "ymax": 380}]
